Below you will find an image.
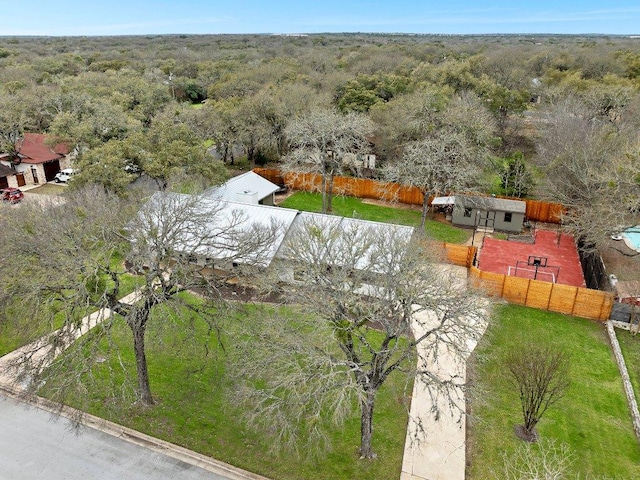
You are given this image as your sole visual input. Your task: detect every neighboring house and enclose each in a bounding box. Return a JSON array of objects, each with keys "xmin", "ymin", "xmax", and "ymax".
[
  {"xmin": 451, "ymin": 195, "xmax": 526, "ymax": 233},
  {"xmin": 0, "ymin": 164, "xmax": 15, "ymax": 190},
  {"xmin": 0, "ymin": 133, "xmax": 71, "ymax": 189},
  {"xmin": 204, "ymin": 171, "xmax": 281, "ymax": 206}
]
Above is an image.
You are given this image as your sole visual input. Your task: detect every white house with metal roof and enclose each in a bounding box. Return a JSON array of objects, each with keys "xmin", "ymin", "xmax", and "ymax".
[
  {"xmin": 134, "ymin": 192, "xmax": 299, "ymax": 272},
  {"xmin": 136, "ymin": 190, "xmax": 416, "ymax": 281},
  {"xmin": 204, "ymin": 171, "xmax": 280, "ymax": 206},
  {"xmin": 273, "ymin": 211, "xmax": 416, "ymax": 284}
]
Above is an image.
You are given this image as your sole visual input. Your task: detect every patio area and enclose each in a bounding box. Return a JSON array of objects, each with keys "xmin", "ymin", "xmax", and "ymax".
[{"xmin": 477, "ymin": 229, "xmax": 586, "ymax": 288}]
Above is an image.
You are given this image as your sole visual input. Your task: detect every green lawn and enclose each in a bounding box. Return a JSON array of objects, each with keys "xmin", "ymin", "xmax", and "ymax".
[
  {"xmin": 45, "ymin": 302, "xmax": 409, "ymax": 480},
  {"xmin": 467, "ymin": 304, "xmax": 640, "ymax": 479},
  {"xmin": 616, "ymin": 328, "xmax": 640, "ymax": 404},
  {"xmin": 0, "ymin": 266, "xmax": 142, "ymax": 357},
  {"xmin": 279, "ymin": 191, "xmax": 470, "ymax": 244}
]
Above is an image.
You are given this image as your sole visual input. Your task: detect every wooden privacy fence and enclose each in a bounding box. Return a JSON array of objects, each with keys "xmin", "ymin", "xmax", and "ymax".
[
  {"xmin": 522, "ymin": 199, "xmax": 565, "ymax": 225},
  {"xmin": 440, "ymin": 243, "xmax": 477, "ymax": 268},
  {"xmin": 254, "ymin": 168, "xmax": 565, "ymax": 224},
  {"xmin": 469, "ymin": 266, "xmax": 613, "ymax": 321},
  {"xmin": 255, "ymin": 168, "xmax": 425, "ymax": 205}
]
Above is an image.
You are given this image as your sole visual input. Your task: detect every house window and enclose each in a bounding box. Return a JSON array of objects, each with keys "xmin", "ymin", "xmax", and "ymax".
[
  {"xmin": 504, "ymin": 212, "xmax": 512, "ymax": 223},
  {"xmin": 464, "ymin": 207, "xmax": 472, "ymax": 218}
]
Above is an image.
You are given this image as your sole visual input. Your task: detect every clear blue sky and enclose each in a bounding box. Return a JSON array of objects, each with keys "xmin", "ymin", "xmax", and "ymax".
[{"xmin": 2, "ymin": 1, "xmax": 639, "ymax": 36}]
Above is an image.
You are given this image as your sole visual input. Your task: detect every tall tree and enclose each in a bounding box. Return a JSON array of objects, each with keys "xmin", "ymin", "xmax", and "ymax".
[
  {"xmin": 507, "ymin": 344, "xmax": 570, "ymax": 442},
  {"xmin": 0, "ymin": 124, "xmax": 23, "ymax": 168},
  {"xmin": 283, "ymin": 108, "xmax": 374, "ymax": 213},
  {"xmin": 383, "ymin": 129, "xmax": 477, "ymax": 230},
  {"xmin": 382, "ymin": 92, "xmax": 496, "ymax": 230},
  {"xmin": 537, "ymin": 97, "xmax": 640, "ymax": 253},
  {"xmin": 0, "ymin": 187, "xmax": 279, "ymax": 407},
  {"xmin": 230, "ymin": 217, "xmax": 488, "ymax": 458},
  {"xmin": 370, "ymin": 86, "xmax": 452, "ymax": 162},
  {"xmin": 497, "ymin": 151, "xmax": 534, "ymax": 198}
]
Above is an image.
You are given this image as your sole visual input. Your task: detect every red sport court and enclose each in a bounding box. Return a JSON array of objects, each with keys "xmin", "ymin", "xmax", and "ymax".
[{"xmin": 477, "ymin": 229, "xmax": 586, "ymax": 288}]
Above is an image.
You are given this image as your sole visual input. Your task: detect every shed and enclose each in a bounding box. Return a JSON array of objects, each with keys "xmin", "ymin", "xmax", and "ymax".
[
  {"xmin": 204, "ymin": 171, "xmax": 281, "ymax": 206},
  {"xmin": 451, "ymin": 195, "xmax": 526, "ymax": 233}
]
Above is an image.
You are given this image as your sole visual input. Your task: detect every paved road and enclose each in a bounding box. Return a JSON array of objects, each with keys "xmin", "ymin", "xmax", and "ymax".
[{"xmin": 0, "ymin": 393, "xmax": 231, "ymax": 480}]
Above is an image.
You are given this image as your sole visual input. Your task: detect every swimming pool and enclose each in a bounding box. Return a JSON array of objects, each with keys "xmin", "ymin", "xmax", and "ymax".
[{"xmin": 622, "ymin": 226, "xmax": 640, "ymax": 252}]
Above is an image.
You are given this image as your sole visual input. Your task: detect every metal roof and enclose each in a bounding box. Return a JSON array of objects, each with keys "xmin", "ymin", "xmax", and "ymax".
[
  {"xmin": 431, "ymin": 196, "xmax": 456, "ymax": 206},
  {"xmin": 137, "ymin": 192, "xmax": 416, "ymax": 271},
  {"xmin": 456, "ymin": 195, "xmax": 526, "ymax": 214},
  {"xmin": 276, "ymin": 211, "xmax": 415, "ymax": 271},
  {"xmin": 204, "ymin": 171, "xmax": 280, "ymax": 204},
  {"xmin": 138, "ymin": 193, "xmax": 299, "ymax": 268}
]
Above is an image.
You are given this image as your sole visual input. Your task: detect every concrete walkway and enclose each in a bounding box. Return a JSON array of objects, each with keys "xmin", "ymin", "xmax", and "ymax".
[
  {"xmin": 0, "ymin": 290, "xmax": 140, "ymax": 386},
  {"xmin": 401, "ymin": 266, "xmax": 489, "ymax": 480}
]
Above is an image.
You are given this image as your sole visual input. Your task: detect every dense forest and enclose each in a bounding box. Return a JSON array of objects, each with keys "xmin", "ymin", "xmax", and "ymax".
[{"xmin": 1, "ymin": 33, "xmax": 639, "ymax": 254}]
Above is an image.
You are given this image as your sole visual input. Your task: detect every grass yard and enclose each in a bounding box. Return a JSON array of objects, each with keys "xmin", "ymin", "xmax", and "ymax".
[
  {"xmin": 467, "ymin": 304, "xmax": 640, "ymax": 479},
  {"xmin": 279, "ymin": 191, "xmax": 470, "ymax": 244},
  {"xmin": 25, "ymin": 183, "xmax": 66, "ymax": 195},
  {"xmin": 45, "ymin": 302, "xmax": 409, "ymax": 480},
  {"xmin": 0, "ymin": 265, "xmax": 142, "ymax": 357},
  {"xmin": 616, "ymin": 328, "xmax": 640, "ymax": 404}
]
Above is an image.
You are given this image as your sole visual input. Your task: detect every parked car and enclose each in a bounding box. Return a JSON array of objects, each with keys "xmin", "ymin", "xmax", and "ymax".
[
  {"xmin": 1, "ymin": 187, "xmax": 25, "ymax": 204},
  {"xmin": 54, "ymin": 168, "xmax": 75, "ymax": 183}
]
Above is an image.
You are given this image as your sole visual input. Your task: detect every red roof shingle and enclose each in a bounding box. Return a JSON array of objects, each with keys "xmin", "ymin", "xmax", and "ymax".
[{"xmin": 16, "ymin": 133, "xmax": 69, "ymax": 164}]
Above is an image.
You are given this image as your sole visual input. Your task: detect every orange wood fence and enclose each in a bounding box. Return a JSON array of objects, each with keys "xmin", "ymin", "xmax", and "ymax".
[
  {"xmin": 427, "ymin": 245, "xmax": 612, "ymax": 321},
  {"xmin": 441, "ymin": 243, "xmax": 477, "ymax": 268},
  {"xmin": 254, "ymin": 168, "xmax": 610, "ymax": 321},
  {"xmin": 254, "ymin": 168, "xmax": 565, "ymax": 224},
  {"xmin": 469, "ymin": 266, "xmax": 613, "ymax": 321}
]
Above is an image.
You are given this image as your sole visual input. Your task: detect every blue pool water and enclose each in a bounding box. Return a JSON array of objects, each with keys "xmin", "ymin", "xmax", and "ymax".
[{"xmin": 623, "ymin": 226, "xmax": 640, "ymax": 252}]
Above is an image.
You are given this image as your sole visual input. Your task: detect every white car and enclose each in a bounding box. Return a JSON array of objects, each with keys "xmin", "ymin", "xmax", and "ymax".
[{"xmin": 54, "ymin": 168, "xmax": 75, "ymax": 183}]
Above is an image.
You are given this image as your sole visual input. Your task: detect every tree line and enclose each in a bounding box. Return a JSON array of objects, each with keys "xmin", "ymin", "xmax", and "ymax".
[{"xmin": 1, "ymin": 33, "xmax": 638, "ymax": 248}]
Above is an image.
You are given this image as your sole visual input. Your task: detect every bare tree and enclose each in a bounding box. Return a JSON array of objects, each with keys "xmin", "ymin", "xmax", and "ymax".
[
  {"xmin": 383, "ymin": 129, "xmax": 478, "ymax": 230},
  {"xmin": 502, "ymin": 439, "xmax": 574, "ymax": 480},
  {"xmin": 537, "ymin": 96, "xmax": 640, "ymax": 254},
  {"xmin": 382, "ymin": 93, "xmax": 496, "ymax": 230},
  {"xmin": 507, "ymin": 344, "xmax": 570, "ymax": 442},
  {"xmin": 0, "ymin": 186, "xmax": 279, "ymax": 407},
  {"xmin": 283, "ymin": 108, "xmax": 374, "ymax": 213},
  {"xmin": 229, "ymin": 217, "xmax": 489, "ymax": 459}
]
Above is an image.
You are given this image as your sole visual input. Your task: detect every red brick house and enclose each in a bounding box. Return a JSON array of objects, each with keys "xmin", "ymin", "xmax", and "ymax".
[{"xmin": 0, "ymin": 133, "xmax": 71, "ymax": 189}]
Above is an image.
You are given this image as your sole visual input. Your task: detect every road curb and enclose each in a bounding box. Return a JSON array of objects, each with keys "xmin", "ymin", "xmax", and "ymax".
[{"xmin": 0, "ymin": 384, "xmax": 270, "ymax": 480}]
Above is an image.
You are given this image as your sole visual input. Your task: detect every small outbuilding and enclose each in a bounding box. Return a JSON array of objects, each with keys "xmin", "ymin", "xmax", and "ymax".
[{"xmin": 451, "ymin": 195, "xmax": 526, "ymax": 233}]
